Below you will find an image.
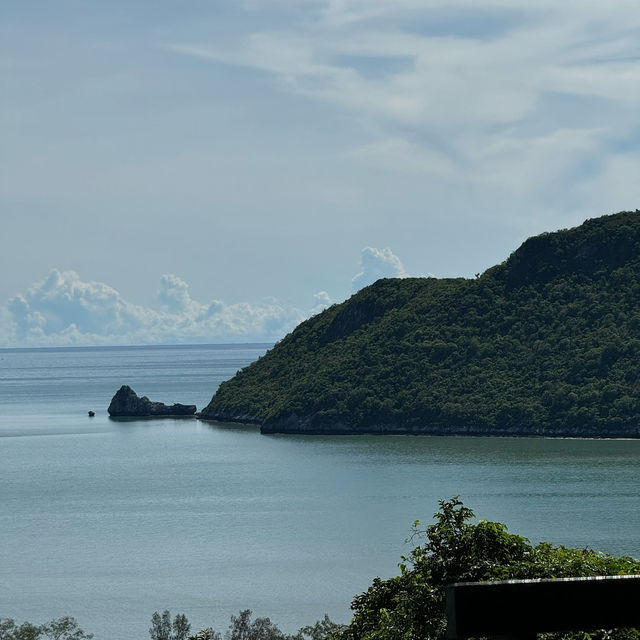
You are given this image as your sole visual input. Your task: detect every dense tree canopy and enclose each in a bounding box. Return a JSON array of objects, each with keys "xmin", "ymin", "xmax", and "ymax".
[
  {"xmin": 202, "ymin": 211, "xmax": 640, "ymax": 437},
  {"xmin": 0, "ymin": 617, "xmax": 93, "ymax": 640}
]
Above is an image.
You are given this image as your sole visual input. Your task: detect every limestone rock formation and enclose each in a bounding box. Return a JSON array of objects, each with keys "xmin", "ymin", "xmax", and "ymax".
[{"xmin": 108, "ymin": 385, "xmax": 196, "ymax": 417}]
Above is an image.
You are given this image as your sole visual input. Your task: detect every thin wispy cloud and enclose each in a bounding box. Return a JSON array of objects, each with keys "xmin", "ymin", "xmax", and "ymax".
[{"xmin": 169, "ymin": 1, "xmax": 640, "ymax": 224}]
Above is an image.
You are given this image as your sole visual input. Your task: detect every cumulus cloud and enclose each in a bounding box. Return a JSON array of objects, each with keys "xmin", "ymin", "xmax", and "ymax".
[
  {"xmin": 157, "ymin": 274, "xmax": 203, "ymax": 315},
  {"xmin": 352, "ymin": 247, "xmax": 408, "ymax": 292},
  {"xmin": 3, "ymin": 270, "xmax": 309, "ymax": 348},
  {"xmin": 2, "ymin": 246, "xmax": 415, "ymax": 347},
  {"xmin": 7, "ymin": 270, "xmax": 152, "ymax": 341}
]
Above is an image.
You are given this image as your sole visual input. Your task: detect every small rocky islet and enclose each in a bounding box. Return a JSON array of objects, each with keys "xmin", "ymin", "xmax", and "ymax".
[{"xmin": 107, "ymin": 385, "xmax": 196, "ymax": 417}]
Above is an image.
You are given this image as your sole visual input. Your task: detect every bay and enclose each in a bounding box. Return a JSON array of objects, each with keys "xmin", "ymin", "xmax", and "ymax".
[{"xmin": 1, "ymin": 345, "xmax": 639, "ymax": 640}]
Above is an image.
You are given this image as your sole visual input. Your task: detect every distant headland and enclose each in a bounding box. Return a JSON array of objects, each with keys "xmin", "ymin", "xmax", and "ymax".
[{"xmin": 199, "ymin": 210, "xmax": 640, "ymax": 438}]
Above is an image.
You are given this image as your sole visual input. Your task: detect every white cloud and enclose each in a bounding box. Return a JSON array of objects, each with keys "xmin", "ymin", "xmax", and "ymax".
[
  {"xmin": 7, "ymin": 270, "xmax": 152, "ymax": 340},
  {"xmin": 352, "ymin": 247, "xmax": 408, "ymax": 292},
  {"xmin": 3, "ymin": 270, "xmax": 309, "ymax": 347},
  {"xmin": 157, "ymin": 274, "xmax": 203, "ymax": 315},
  {"xmin": 168, "ymin": 1, "xmax": 640, "ymax": 220},
  {"xmin": 1, "ymin": 247, "xmax": 416, "ymax": 347}
]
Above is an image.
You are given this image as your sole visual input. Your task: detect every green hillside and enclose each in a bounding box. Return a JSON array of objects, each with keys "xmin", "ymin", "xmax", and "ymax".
[{"xmin": 201, "ymin": 211, "xmax": 640, "ymax": 437}]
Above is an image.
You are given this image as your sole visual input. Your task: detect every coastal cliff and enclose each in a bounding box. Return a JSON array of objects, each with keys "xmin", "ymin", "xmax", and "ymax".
[{"xmin": 201, "ymin": 211, "xmax": 640, "ymax": 437}]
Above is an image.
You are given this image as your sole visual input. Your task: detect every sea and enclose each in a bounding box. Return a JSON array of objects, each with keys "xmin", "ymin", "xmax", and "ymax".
[{"xmin": 1, "ymin": 344, "xmax": 639, "ymax": 640}]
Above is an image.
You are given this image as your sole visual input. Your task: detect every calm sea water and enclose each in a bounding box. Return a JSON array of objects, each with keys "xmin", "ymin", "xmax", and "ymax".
[{"xmin": 1, "ymin": 345, "xmax": 639, "ymax": 640}]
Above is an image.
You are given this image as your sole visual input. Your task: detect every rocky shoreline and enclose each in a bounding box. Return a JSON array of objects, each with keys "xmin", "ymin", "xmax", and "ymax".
[{"xmin": 198, "ymin": 409, "xmax": 640, "ymax": 438}]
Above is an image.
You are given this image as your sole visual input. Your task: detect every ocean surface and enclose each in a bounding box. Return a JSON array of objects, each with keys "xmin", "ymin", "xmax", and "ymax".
[{"xmin": 1, "ymin": 344, "xmax": 639, "ymax": 640}]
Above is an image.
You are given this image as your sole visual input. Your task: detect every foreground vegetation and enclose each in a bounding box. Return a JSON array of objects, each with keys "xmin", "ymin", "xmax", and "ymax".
[
  {"xmin": 0, "ymin": 609, "xmax": 343, "ymax": 640},
  {"xmin": 202, "ymin": 211, "xmax": 640, "ymax": 436},
  {"xmin": 6, "ymin": 498, "xmax": 639, "ymax": 640},
  {"xmin": 150, "ymin": 610, "xmax": 345, "ymax": 640},
  {"xmin": 0, "ymin": 617, "xmax": 93, "ymax": 640},
  {"xmin": 340, "ymin": 497, "xmax": 640, "ymax": 640}
]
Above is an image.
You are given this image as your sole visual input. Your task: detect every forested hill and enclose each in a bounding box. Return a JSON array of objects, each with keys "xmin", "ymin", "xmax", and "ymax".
[{"xmin": 201, "ymin": 211, "xmax": 640, "ymax": 437}]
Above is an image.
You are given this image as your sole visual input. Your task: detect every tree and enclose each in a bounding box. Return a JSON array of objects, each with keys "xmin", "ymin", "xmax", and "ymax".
[
  {"xmin": 293, "ymin": 615, "xmax": 345, "ymax": 640},
  {"xmin": 226, "ymin": 610, "xmax": 285, "ymax": 640},
  {"xmin": 190, "ymin": 610, "xmax": 344, "ymax": 640},
  {"xmin": 0, "ymin": 618, "xmax": 92, "ymax": 640},
  {"xmin": 40, "ymin": 618, "xmax": 93, "ymax": 640},
  {"xmin": 173, "ymin": 615, "xmax": 191, "ymax": 640},
  {"xmin": 188, "ymin": 629, "xmax": 221, "ymax": 640},
  {"xmin": 150, "ymin": 611, "xmax": 173, "ymax": 640},
  {"xmin": 340, "ymin": 497, "xmax": 640, "ymax": 640},
  {"xmin": 0, "ymin": 620, "xmax": 41, "ymax": 640},
  {"xmin": 150, "ymin": 611, "xmax": 191, "ymax": 640}
]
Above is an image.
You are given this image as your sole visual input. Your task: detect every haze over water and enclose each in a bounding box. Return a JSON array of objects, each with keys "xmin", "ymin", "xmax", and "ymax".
[{"xmin": 1, "ymin": 345, "xmax": 639, "ymax": 640}]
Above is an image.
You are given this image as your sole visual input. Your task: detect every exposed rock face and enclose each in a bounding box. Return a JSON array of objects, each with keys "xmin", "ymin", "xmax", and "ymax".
[{"xmin": 108, "ymin": 385, "xmax": 196, "ymax": 417}]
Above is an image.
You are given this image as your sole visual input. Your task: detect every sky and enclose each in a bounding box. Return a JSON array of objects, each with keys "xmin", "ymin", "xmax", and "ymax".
[{"xmin": 2, "ymin": 0, "xmax": 640, "ymax": 347}]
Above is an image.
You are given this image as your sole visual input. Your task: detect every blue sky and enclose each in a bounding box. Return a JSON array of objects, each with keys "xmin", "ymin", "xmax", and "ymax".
[{"xmin": 2, "ymin": 0, "xmax": 640, "ymax": 346}]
